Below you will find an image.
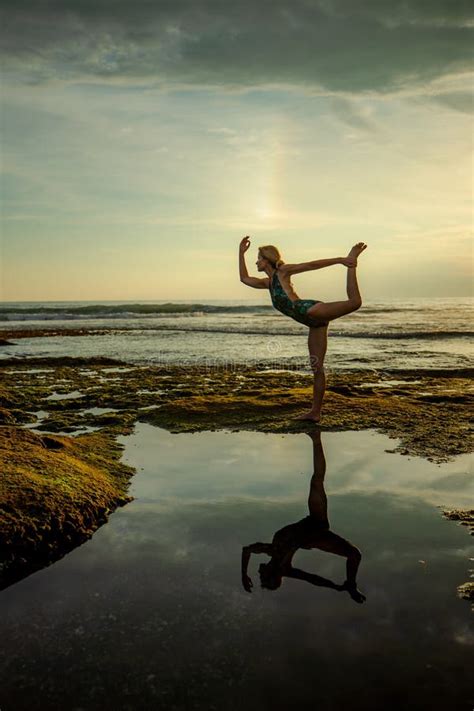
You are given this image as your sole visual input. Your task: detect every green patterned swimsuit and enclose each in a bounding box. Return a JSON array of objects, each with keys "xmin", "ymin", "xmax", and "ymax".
[{"xmin": 269, "ymin": 269, "xmax": 328, "ymax": 328}]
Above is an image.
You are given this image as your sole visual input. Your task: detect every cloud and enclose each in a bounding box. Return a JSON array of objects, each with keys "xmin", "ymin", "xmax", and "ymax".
[
  {"xmin": 329, "ymin": 97, "xmax": 378, "ymax": 132},
  {"xmin": 429, "ymin": 90, "xmax": 473, "ymax": 113},
  {"xmin": 0, "ymin": 0, "xmax": 472, "ymax": 96}
]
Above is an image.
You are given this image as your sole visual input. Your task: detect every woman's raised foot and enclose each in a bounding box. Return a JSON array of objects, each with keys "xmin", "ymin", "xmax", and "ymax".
[{"xmin": 346, "ymin": 242, "xmax": 367, "ymax": 265}]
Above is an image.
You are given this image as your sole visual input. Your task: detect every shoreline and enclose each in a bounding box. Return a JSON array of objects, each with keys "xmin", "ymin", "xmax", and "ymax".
[
  {"xmin": 1, "ymin": 324, "xmax": 473, "ymax": 341},
  {"xmin": 0, "ymin": 355, "xmax": 472, "ymax": 591},
  {"xmin": 1, "ymin": 354, "xmax": 473, "ymax": 379}
]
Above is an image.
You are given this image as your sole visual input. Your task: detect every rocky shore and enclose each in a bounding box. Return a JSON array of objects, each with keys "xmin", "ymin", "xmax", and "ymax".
[{"xmin": 0, "ymin": 353, "xmax": 472, "ymax": 592}]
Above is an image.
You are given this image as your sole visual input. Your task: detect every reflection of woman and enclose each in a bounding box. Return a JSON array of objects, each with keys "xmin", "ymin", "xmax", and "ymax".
[
  {"xmin": 238, "ymin": 237, "xmax": 367, "ymax": 422},
  {"xmin": 241, "ymin": 431, "xmax": 366, "ymax": 603}
]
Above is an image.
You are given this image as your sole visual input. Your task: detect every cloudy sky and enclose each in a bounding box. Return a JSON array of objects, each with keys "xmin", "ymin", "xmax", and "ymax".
[{"xmin": 1, "ymin": 0, "xmax": 472, "ymax": 301}]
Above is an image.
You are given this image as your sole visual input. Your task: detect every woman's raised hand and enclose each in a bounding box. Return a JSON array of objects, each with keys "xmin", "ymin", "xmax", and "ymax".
[
  {"xmin": 242, "ymin": 573, "xmax": 253, "ymax": 593},
  {"xmin": 239, "ymin": 236, "xmax": 251, "ymax": 254}
]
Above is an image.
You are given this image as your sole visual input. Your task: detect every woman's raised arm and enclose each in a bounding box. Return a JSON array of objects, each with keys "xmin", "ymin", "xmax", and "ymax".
[
  {"xmin": 241, "ymin": 542, "xmax": 272, "ymax": 592},
  {"xmin": 238, "ymin": 236, "xmax": 270, "ymax": 288}
]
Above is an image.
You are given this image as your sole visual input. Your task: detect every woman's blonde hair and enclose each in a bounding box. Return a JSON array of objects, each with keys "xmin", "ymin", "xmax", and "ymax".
[{"xmin": 258, "ymin": 244, "xmax": 284, "ymax": 268}]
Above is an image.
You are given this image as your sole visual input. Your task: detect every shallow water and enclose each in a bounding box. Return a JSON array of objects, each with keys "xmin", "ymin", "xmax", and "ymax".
[
  {"xmin": 2, "ymin": 329, "xmax": 472, "ymax": 372},
  {"xmin": 81, "ymin": 407, "xmax": 120, "ymax": 415},
  {"xmin": 0, "ymin": 427, "xmax": 472, "ymax": 711},
  {"xmin": 45, "ymin": 390, "xmax": 85, "ymax": 401}
]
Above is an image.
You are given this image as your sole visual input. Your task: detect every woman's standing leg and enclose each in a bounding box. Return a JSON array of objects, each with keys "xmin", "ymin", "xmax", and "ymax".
[
  {"xmin": 306, "ymin": 430, "xmax": 328, "ymax": 522},
  {"xmin": 295, "ymin": 325, "xmax": 328, "ymax": 421}
]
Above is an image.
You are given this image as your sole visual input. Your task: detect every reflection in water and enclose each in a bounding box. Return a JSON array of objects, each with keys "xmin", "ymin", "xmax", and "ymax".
[
  {"xmin": 241, "ymin": 430, "xmax": 366, "ymax": 603},
  {"xmin": 1, "ymin": 426, "xmax": 473, "ymax": 710}
]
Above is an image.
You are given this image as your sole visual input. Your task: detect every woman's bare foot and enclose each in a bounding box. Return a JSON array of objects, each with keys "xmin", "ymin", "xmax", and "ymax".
[
  {"xmin": 342, "ymin": 580, "xmax": 366, "ymax": 604},
  {"xmin": 346, "ymin": 242, "xmax": 367, "ymax": 266},
  {"xmin": 294, "ymin": 410, "xmax": 321, "ymax": 422}
]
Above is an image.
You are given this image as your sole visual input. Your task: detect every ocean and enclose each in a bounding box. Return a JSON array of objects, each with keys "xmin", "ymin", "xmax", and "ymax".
[{"xmin": 0, "ymin": 297, "xmax": 472, "ymax": 372}]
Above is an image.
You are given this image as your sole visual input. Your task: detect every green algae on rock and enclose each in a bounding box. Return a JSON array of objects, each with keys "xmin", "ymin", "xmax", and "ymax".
[
  {"xmin": 457, "ymin": 582, "xmax": 474, "ymax": 603},
  {"xmin": 442, "ymin": 509, "xmax": 474, "ymax": 534},
  {"xmin": 1, "ymin": 357, "xmax": 472, "ymax": 462},
  {"xmin": 0, "ymin": 425, "xmax": 134, "ymax": 590},
  {"xmin": 441, "ymin": 509, "xmax": 474, "ymax": 609}
]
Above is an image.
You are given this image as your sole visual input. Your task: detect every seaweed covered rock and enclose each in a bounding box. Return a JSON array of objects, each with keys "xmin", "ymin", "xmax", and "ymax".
[
  {"xmin": 0, "ymin": 426, "xmax": 134, "ymax": 590},
  {"xmin": 442, "ymin": 509, "xmax": 474, "ymax": 534}
]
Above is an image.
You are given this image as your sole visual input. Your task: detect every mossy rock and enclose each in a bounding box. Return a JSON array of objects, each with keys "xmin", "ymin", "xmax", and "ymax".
[{"xmin": 0, "ymin": 426, "xmax": 135, "ymax": 590}]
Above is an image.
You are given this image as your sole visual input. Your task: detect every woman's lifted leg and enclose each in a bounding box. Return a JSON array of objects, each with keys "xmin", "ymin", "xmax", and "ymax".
[{"xmin": 306, "ymin": 242, "xmax": 366, "ymax": 322}]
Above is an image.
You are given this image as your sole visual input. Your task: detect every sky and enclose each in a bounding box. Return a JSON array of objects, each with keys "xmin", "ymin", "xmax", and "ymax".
[{"xmin": 0, "ymin": 0, "xmax": 472, "ymax": 302}]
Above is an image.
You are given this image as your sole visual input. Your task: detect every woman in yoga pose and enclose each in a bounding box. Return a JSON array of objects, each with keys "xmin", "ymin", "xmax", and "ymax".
[
  {"xmin": 241, "ymin": 430, "xmax": 365, "ymax": 603},
  {"xmin": 238, "ymin": 236, "xmax": 367, "ymax": 421}
]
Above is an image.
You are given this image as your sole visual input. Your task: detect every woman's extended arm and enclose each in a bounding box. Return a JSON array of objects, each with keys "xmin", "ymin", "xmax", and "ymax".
[
  {"xmin": 241, "ymin": 542, "xmax": 272, "ymax": 592},
  {"xmin": 283, "ymin": 257, "xmax": 354, "ymax": 276}
]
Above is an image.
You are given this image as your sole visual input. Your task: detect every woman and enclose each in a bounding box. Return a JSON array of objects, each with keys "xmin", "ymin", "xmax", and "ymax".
[
  {"xmin": 241, "ymin": 430, "xmax": 365, "ymax": 603},
  {"xmin": 238, "ymin": 236, "xmax": 367, "ymax": 421}
]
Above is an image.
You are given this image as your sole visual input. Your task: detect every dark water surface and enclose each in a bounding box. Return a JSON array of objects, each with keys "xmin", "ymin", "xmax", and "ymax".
[{"xmin": 0, "ymin": 427, "xmax": 472, "ymax": 711}]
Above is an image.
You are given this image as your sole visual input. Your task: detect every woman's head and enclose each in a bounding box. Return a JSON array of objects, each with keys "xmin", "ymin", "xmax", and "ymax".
[
  {"xmin": 256, "ymin": 245, "xmax": 284, "ymax": 271},
  {"xmin": 258, "ymin": 561, "xmax": 283, "ymax": 590}
]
